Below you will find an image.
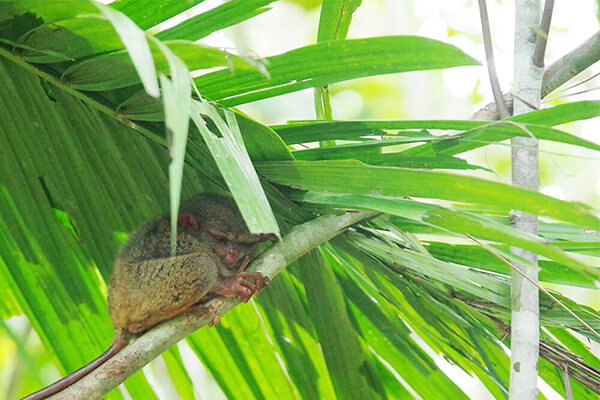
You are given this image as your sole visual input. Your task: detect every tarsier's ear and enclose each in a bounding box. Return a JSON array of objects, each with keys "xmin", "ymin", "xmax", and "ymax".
[{"xmin": 177, "ymin": 214, "xmax": 200, "ymax": 230}]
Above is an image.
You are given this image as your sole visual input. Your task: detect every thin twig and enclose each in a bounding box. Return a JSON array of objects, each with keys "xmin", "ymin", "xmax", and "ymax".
[
  {"xmin": 510, "ymin": 91, "xmax": 539, "ymax": 111},
  {"xmin": 559, "ymin": 70, "xmax": 600, "ymax": 93},
  {"xmin": 533, "ymin": 0, "xmax": 554, "ymax": 67},
  {"xmin": 502, "ymin": 120, "xmax": 537, "ymax": 140},
  {"xmin": 477, "ymin": 0, "xmax": 511, "ymax": 118},
  {"xmin": 543, "ymin": 86, "xmax": 600, "ymax": 102},
  {"xmin": 465, "ymin": 234, "xmax": 600, "ymax": 340},
  {"xmin": 563, "ymin": 365, "xmax": 573, "ymax": 400},
  {"xmin": 540, "ymin": 341, "xmax": 600, "ymax": 394}
]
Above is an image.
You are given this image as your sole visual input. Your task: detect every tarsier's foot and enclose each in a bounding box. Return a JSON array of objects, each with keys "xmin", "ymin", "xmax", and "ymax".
[
  {"xmin": 178, "ymin": 214, "xmax": 199, "ymax": 230},
  {"xmin": 214, "ymin": 271, "xmax": 267, "ymax": 303}
]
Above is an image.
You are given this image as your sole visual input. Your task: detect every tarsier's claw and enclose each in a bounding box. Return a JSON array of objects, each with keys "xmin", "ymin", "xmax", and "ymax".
[
  {"xmin": 208, "ymin": 315, "xmax": 221, "ymax": 327},
  {"xmin": 261, "ymin": 276, "xmax": 271, "ymax": 289},
  {"xmin": 236, "ymin": 286, "xmax": 253, "ymax": 303}
]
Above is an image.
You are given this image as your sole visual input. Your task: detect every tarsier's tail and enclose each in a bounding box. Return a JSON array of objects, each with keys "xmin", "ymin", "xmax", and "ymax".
[{"xmin": 21, "ymin": 338, "xmax": 127, "ymax": 400}]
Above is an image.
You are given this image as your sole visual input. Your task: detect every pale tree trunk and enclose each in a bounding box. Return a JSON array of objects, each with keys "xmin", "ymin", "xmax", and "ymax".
[{"xmin": 510, "ymin": 0, "xmax": 543, "ymax": 399}]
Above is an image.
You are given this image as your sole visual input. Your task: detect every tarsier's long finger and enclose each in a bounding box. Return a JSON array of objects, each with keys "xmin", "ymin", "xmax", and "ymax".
[
  {"xmin": 208, "ymin": 228, "xmax": 235, "ymax": 241},
  {"xmin": 234, "ymin": 233, "xmax": 278, "ymax": 245},
  {"xmin": 238, "ymin": 271, "xmax": 266, "ymax": 292},
  {"xmin": 236, "ymin": 256, "xmax": 251, "ymax": 272},
  {"xmin": 214, "ymin": 279, "xmax": 250, "ymax": 299},
  {"xmin": 238, "ymin": 278, "xmax": 258, "ymax": 293}
]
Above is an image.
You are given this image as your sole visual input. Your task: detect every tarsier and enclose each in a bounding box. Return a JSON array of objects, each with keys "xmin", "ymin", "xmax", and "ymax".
[{"xmin": 23, "ymin": 194, "xmax": 277, "ymax": 400}]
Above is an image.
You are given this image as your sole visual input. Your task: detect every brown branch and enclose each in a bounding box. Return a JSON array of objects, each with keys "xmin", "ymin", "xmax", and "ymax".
[
  {"xmin": 542, "ymin": 30, "xmax": 600, "ymax": 97},
  {"xmin": 532, "ymin": 0, "xmax": 554, "ymax": 68},
  {"xmin": 477, "ymin": 0, "xmax": 510, "ymax": 119},
  {"xmin": 46, "ymin": 210, "xmax": 374, "ymax": 400}
]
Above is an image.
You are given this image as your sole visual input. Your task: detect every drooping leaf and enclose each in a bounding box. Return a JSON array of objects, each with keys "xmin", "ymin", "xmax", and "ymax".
[
  {"xmin": 151, "ymin": 37, "xmax": 192, "ymax": 254},
  {"xmin": 190, "ymin": 100, "xmax": 280, "ymax": 237},
  {"xmin": 96, "ymin": 3, "xmax": 159, "ymax": 97}
]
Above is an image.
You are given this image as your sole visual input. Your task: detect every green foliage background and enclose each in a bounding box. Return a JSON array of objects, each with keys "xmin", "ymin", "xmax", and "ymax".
[{"xmin": 1, "ymin": 1, "xmax": 599, "ymax": 399}]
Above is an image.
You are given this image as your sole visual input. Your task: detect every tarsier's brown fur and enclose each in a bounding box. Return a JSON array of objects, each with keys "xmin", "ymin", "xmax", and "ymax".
[{"xmin": 23, "ymin": 194, "xmax": 275, "ymax": 400}]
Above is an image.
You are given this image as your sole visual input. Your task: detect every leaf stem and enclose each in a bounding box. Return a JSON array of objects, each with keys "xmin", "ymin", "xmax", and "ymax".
[{"xmin": 0, "ymin": 46, "xmax": 167, "ymax": 147}]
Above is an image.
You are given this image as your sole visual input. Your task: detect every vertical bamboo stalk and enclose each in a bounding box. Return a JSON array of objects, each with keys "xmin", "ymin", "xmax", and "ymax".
[{"xmin": 510, "ymin": 1, "xmax": 544, "ymax": 398}]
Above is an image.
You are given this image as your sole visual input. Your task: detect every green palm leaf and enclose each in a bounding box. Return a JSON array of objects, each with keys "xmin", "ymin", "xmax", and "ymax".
[{"xmin": 2, "ymin": 1, "xmax": 600, "ymax": 399}]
